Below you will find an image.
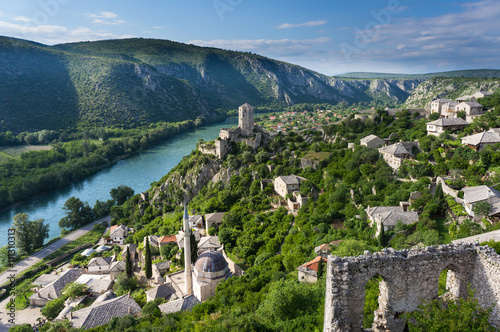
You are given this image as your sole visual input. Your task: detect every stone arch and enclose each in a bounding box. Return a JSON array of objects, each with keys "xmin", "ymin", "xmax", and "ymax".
[
  {"xmin": 439, "ymin": 263, "xmax": 463, "ymax": 299},
  {"xmin": 362, "ymin": 273, "xmax": 389, "ymax": 330},
  {"xmin": 348, "ymin": 272, "xmax": 390, "ymax": 331}
]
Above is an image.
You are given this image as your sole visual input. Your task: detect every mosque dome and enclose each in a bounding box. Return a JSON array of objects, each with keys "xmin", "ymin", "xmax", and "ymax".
[{"xmin": 194, "ymin": 251, "xmax": 228, "ymax": 273}]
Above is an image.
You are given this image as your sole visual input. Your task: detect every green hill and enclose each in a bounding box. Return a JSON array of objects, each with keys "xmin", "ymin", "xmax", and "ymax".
[{"xmin": 0, "ymin": 36, "xmax": 423, "ymax": 132}]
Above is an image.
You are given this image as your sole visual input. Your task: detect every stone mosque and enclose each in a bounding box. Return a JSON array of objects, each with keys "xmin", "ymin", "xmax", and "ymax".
[{"xmin": 182, "ymin": 204, "xmax": 232, "ymax": 302}]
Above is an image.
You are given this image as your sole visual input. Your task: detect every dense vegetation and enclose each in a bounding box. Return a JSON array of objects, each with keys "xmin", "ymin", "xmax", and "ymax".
[
  {"xmin": 14, "ymin": 95, "xmax": 500, "ymax": 331},
  {"xmin": 0, "ymin": 120, "xmax": 194, "ymax": 209}
]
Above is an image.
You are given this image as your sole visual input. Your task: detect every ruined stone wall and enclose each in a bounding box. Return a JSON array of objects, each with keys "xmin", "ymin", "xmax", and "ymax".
[{"xmin": 324, "ymin": 244, "xmax": 499, "ymax": 332}]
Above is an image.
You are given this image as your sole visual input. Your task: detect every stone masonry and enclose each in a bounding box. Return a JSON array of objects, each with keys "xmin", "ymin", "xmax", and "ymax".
[{"xmin": 324, "ymin": 243, "xmax": 500, "ymax": 332}]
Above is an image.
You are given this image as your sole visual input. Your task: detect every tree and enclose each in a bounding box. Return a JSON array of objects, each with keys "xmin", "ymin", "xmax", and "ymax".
[
  {"xmin": 316, "ymin": 258, "xmax": 325, "ymax": 279},
  {"xmin": 404, "ymin": 288, "xmax": 495, "ymax": 331},
  {"xmin": 434, "ymin": 182, "xmax": 446, "ymax": 214},
  {"xmin": 8, "ymin": 324, "xmax": 33, "ymax": 332},
  {"xmin": 59, "ymin": 196, "xmax": 94, "ymax": 231},
  {"xmin": 144, "ymin": 237, "xmax": 152, "ymax": 279},
  {"xmin": 126, "ymin": 246, "xmax": 132, "ymax": 276},
  {"xmin": 63, "ymin": 282, "xmax": 88, "ymax": 300},
  {"xmin": 113, "ymin": 272, "xmax": 138, "ymax": 296},
  {"xmin": 12, "ymin": 213, "xmax": 49, "ymax": 255},
  {"xmin": 473, "ymin": 201, "xmax": 492, "ymax": 220},
  {"xmin": 110, "ymin": 185, "xmax": 135, "ymax": 206},
  {"xmin": 378, "ymin": 224, "xmax": 386, "ymax": 248},
  {"xmin": 41, "ymin": 297, "xmax": 66, "ymax": 320}
]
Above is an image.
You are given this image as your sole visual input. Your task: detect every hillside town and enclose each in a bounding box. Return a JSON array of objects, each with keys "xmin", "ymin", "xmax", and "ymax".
[{"xmin": 4, "ymin": 92, "xmax": 500, "ymax": 332}]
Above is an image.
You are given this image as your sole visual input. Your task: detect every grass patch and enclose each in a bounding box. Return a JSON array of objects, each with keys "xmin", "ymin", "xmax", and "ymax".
[
  {"xmin": 302, "ymin": 151, "xmax": 331, "ymax": 161},
  {"xmin": 0, "ymin": 145, "xmax": 52, "ymax": 158},
  {"xmin": 436, "ymin": 216, "xmax": 451, "ymax": 244},
  {"xmin": 44, "ymin": 225, "xmax": 105, "ymax": 262}
]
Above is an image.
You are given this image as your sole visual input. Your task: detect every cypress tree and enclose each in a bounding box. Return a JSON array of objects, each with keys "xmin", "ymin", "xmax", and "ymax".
[
  {"xmin": 434, "ymin": 182, "xmax": 445, "ymax": 213},
  {"xmin": 378, "ymin": 223, "xmax": 385, "ymax": 248},
  {"xmin": 145, "ymin": 237, "xmax": 152, "ymax": 279},
  {"xmin": 317, "ymin": 257, "xmax": 325, "ymax": 279},
  {"xmin": 190, "ymin": 233, "xmax": 198, "ymax": 263},
  {"xmin": 126, "ymin": 246, "xmax": 132, "ymax": 277}
]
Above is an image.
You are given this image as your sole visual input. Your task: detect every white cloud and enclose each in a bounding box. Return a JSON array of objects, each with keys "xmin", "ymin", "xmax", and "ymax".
[
  {"xmin": 0, "ymin": 20, "xmax": 116, "ymax": 45},
  {"xmin": 276, "ymin": 20, "xmax": 327, "ymax": 29},
  {"xmin": 120, "ymin": 35, "xmax": 137, "ymax": 39},
  {"xmin": 188, "ymin": 37, "xmax": 331, "ymax": 55},
  {"xmin": 13, "ymin": 16, "xmax": 33, "ymax": 23},
  {"xmin": 89, "ymin": 11, "xmax": 117, "ymax": 19},
  {"xmin": 88, "ymin": 11, "xmax": 126, "ymax": 25},
  {"xmin": 154, "ymin": 26, "xmax": 164, "ymax": 29}
]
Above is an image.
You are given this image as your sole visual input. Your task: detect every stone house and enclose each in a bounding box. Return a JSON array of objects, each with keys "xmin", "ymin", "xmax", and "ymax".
[
  {"xmin": 158, "ymin": 295, "xmax": 201, "ymax": 315},
  {"xmin": 462, "ymin": 185, "xmax": 500, "ymax": 218},
  {"xmin": 472, "ymin": 91, "xmax": 492, "ymax": 100},
  {"xmin": 455, "ymin": 101, "xmax": 485, "ymax": 122},
  {"xmin": 33, "ymin": 274, "xmax": 59, "ymax": 288},
  {"xmin": 360, "ymin": 134, "xmax": 385, "ymax": 149},
  {"xmin": 297, "ymin": 256, "xmax": 327, "ymax": 283},
  {"xmin": 121, "ymin": 244, "xmax": 138, "ymax": 264},
  {"xmin": 145, "ymin": 283, "xmax": 177, "ymax": 303},
  {"xmin": 109, "ymin": 261, "xmax": 126, "ymax": 280},
  {"xmin": 88, "ymin": 256, "xmax": 114, "ymax": 275},
  {"xmin": 461, "ymin": 129, "xmax": 500, "ymax": 151},
  {"xmin": 426, "ymin": 118, "xmax": 469, "ymax": 136},
  {"xmin": 274, "ymin": 175, "xmax": 306, "ymax": 198},
  {"xmin": 29, "ymin": 268, "xmax": 83, "ymax": 306},
  {"xmin": 378, "ymin": 142, "xmax": 415, "ymax": 170},
  {"xmin": 365, "ymin": 204, "xmax": 419, "ymax": 237},
  {"xmin": 74, "ymin": 274, "xmax": 113, "ymax": 297},
  {"xmin": 69, "ymin": 293, "xmax": 141, "ymax": 329},
  {"xmin": 205, "ymin": 212, "xmax": 226, "ymax": 234},
  {"xmin": 197, "ymin": 236, "xmax": 223, "ymax": 255},
  {"xmin": 109, "ymin": 225, "xmax": 128, "ymax": 244},
  {"xmin": 287, "ymin": 191, "xmax": 309, "ymax": 212},
  {"xmin": 314, "ymin": 243, "xmax": 331, "ymax": 259},
  {"xmin": 430, "ymin": 98, "xmax": 454, "ymax": 115}
]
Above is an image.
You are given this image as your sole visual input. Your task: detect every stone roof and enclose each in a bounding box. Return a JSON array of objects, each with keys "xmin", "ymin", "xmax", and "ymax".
[
  {"xmin": 462, "ymin": 186, "xmax": 500, "ymax": 216},
  {"xmin": 189, "ymin": 215, "xmax": 203, "ymax": 227},
  {"xmin": 314, "ymin": 243, "xmax": 331, "ymax": 254},
  {"xmin": 87, "ymin": 278, "xmax": 113, "ymax": 295},
  {"xmin": 297, "ymin": 256, "xmax": 327, "ymax": 276},
  {"xmin": 360, "ymin": 134, "xmax": 383, "ymax": 144},
  {"xmin": 426, "ymin": 118, "xmax": 469, "ymax": 127},
  {"xmin": 110, "ymin": 225, "xmax": 128, "ymax": 238},
  {"xmin": 194, "ymin": 251, "xmax": 228, "ymax": 273},
  {"xmin": 93, "ymin": 290, "xmax": 116, "ymax": 305},
  {"xmin": 34, "ymin": 274, "xmax": 59, "ymax": 286},
  {"xmin": 365, "ymin": 206, "xmax": 419, "ymax": 227},
  {"xmin": 240, "ymin": 103, "xmax": 253, "ymax": 108},
  {"xmin": 432, "ymin": 98, "xmax": 454, "ymax": 103},
  {"xmin": 109, "ymin": 261, "xmax": 126, "ymax": 272},
  {"xmin": 456, "ymin": 96, "xmax": 472, "ymax": 101},
  {"xmin": 88, "ymin": 256, "xmax": 113, "ymax": 268},
  {"xmin": 145, "ymin": 283, "xmax": 177, "ymax": 301},
  {"xmin": 205, "ymin": 212, "xmax": 226, "ymax": 224},
  {"xmin": 461, "ymin": 131, "xmax": 500, "ymax": 146},
  {"xmin": 378, "ymin": 142, "xmax": 413, "ymax": 156},
  {"xmin": 121, "ymin": 244, "xmax": 137, "ymax": 257},
  {"xmin": 158, "ymin": 295, "xmax": 201, "ymax": 314},
  {"xmin": 30, "ymin": 269, "xmax": 83, "ymax": 301},
  {"xmin": 153, "ymin": 261, "xmax": 171, "ymax": 272},
  {"xmin": 459, "ymin": 101, "xmax": 484, "ymax": 108},
  {"xmin": 70, "ymin": 294, "xmax": 141, "ymax": 329},
  {"xmin": 198, "ymin": 236, "xmax": 222, "ymax": 253},
  {"xmin": 277, "ymin": 175, "xmax": 302, "ymax": 185}
]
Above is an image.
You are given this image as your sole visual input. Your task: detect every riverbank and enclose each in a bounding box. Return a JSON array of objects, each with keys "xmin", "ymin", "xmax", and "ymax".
[{"xmin": 0, "ymin": 116, "xmax": 239, "ymax": 247}]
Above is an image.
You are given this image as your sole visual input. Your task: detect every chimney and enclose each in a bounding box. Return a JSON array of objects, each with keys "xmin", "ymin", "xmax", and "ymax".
[
  {"xmin": 128, "ymin": 306, "xmax": 131, "ymax": 314},
  {"xmin": 70, "ymin": 311, "xmax": 73, "ymax": 319}
]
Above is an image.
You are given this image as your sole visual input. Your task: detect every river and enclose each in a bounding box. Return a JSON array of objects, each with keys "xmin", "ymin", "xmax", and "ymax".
[{"xmin": 0, "ymin": 117, "xmax": 238, "ymax": 247}]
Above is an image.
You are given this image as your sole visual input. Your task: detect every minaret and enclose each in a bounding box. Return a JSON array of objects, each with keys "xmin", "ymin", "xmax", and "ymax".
[{"xmin": 183, "ymin": 203, "xmax": 193, "ymax": 296}]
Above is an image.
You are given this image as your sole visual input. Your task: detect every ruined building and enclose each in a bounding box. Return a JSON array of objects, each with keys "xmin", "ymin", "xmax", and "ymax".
[{"xmin": 323, "ymin": 243, "xmax": 500, "ymax": 331}]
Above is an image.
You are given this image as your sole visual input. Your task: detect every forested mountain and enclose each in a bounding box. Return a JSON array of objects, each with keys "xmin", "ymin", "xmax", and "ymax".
[{"xmin": 0, "ymin": 36, "xmax": 422, "ymax": 132}]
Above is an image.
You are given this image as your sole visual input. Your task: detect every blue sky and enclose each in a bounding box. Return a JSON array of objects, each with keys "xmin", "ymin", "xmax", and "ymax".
[{"xmin": 0, "ymin": 0, "xmax": 499, "ymax": 75}]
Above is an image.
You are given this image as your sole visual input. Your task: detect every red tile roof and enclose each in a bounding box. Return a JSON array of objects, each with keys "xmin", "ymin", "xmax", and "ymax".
[
  {"xmin": 110, "ymin": 225, "xmax": 120, "ymax": 232},
  {"xmin": 297, "ymin": 256, "xmax": 327, "ymax": 272},
  {"xmin": 159, "ymin": 235, "xmax": 177, "ymax": 244}
]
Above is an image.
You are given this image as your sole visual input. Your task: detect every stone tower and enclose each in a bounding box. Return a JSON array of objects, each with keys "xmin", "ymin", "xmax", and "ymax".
[
  {"xmin": 183, "ymin": 203, "xmax": 193, "ymax": 295},
  {"xmin": 238, "ymin": 103, "xmax": 254, "ymax": 136}
]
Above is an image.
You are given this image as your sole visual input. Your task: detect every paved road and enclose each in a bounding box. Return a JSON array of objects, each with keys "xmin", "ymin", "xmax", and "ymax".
[{"xmin": 0, "ymin": 216, "xmax": 110, "ymax": 286}]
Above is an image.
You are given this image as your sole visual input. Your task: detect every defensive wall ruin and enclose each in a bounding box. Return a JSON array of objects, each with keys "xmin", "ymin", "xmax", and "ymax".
[{"xmin": 324, "ymin": 243, "xmax": 500, "ymax": 331}]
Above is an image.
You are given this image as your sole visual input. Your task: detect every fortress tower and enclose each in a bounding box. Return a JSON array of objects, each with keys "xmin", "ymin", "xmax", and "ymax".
[
  {"xmin": 238, "ymin": 103, "xmax": 254, "ymax": 136},
  {"xmin": 183, "ymin": 203, "xmax": 193, "ymax": 296}
]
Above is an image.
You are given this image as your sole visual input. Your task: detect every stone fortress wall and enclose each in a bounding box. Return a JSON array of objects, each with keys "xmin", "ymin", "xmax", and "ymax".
[{"xmin": 323, "ymin": 243, "xmax": 500, "ymax": 332}]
